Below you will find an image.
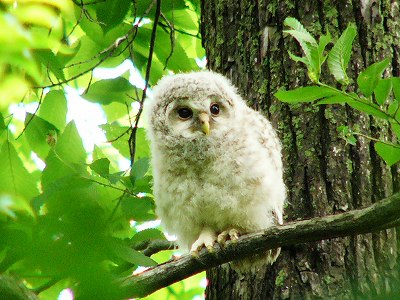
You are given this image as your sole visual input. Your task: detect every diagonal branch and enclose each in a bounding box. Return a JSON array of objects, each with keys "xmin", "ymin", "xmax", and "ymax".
[
  {"xmin": 118, "ymin": 192, "xmax": 400, "ymax": 298},
  {"xmin": 0, "ymin": 274, "xmax": 38, "ymax": 300}
]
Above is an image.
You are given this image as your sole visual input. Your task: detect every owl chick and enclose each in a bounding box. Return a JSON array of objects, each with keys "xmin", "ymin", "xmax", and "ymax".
[{"xmin": 144, "ymin": 71, "xmax": 285, "ymax": 262}]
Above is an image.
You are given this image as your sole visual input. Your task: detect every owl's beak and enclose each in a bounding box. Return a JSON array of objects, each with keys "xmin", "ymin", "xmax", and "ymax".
[{"xmin": 198, "ymin": 112, "xmax": 210, "ymax": 135}]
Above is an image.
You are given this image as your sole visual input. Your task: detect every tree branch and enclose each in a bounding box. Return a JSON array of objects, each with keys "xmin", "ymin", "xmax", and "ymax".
[
  {"xmin": 118, "ymin": 192, "xmax": 400, "ymax": 298},
  {"xmin": 0, "ymin": 274, "xmax": 38, "ymax": 300}
]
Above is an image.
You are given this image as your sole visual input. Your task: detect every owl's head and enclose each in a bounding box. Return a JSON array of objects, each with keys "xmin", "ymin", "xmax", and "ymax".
[{"xmin": 145, "ymin": 71, "xmax": 245, "ymax": 140}]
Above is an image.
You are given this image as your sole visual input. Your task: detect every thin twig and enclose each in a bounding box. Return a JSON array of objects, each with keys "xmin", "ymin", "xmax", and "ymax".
[
  {"xmin": 16, "ymin": 89, "xmax": 45, "ymax": 139},
  {"xmin": 353, "ymin": 132, "xmax": 400, "ymax": 149},
  {"xmin": 33, "ymin": 278, "xmax": 61, "ymax": 294},
  {"xmin": 160, "ymin": 12, "xmax": 175, "ymax": 70},
  {"xmin": 129, "ymin": 0, "xmax": 161, "ymax": 167}
]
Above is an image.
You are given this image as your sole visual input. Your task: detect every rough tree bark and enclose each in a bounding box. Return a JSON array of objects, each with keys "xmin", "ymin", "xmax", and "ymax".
[{"xmin": 201, "ymin": 0, "xmax": 400, "ymax": 299}]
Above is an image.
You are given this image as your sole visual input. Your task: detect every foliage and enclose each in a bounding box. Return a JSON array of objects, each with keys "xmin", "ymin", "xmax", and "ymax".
[
  {"xmin": 0, "ymin": 0, "xmax": 204, "ymax": 299},
  {"xmin": 276, "ymin": 17, "xmax": 400, "ymax": 166}
]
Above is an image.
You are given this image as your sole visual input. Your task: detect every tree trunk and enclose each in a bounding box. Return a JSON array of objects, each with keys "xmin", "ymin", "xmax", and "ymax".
[{"xmin": 201, "ymin": 0, "xmax": 400, "ymax": 298}]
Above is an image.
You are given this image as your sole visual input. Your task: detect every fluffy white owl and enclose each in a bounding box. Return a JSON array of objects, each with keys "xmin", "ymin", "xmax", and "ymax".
[{"xmin": 144, "ymin": 71, "xmax": 285, "ymax": 261}]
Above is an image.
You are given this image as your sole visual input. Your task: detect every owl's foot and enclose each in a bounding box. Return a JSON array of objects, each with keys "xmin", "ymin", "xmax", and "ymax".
[
  {"xmin": 217, "ymin": 228, "xmax": 240, "ymax": 246},
  {"xmin": 190, "ymin": 228, "xmax": 217, "ymax": 256}
]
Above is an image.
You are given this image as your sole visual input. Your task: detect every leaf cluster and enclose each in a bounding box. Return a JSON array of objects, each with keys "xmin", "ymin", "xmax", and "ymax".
[
  {"xmin": 0, "ymin": 0, "xmax": 204, "ymax": 299},
  {"xmin": 276, "ymin": 18, "xmax": 400, "ymax": 166}
]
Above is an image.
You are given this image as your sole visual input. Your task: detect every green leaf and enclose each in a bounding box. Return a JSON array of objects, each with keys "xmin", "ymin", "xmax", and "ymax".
[
  {"xmin": 287, "ymin": 50, "xmax": 309, "ymax": 64},
  {"xmin": 130, "ymin": 228, "xmax": 166, "ymax": 248},
  {"xmin": 316, "ymin": 94, "xmax": 352, "ymax": 105},
  {"xmin": 337, "ymin": 125, "xmax": 357, "ymax": 145},
  {"xmin": 38, "ymin": 90, "xmax": 67, "ymax": 130},
  {"xmin": 0, "ymin": 195, "xmax": 34, "ymax": 219},
  {"xmin": 374, "ymin": 142, "xmax": 400, "ymax": 166},
  {"xmin": 327, "ymin": 23, "xmax": 356, "ymax": 85},
  {"xmin": 109, "ymin": 239, "xmax": 157, "ymax": 266},
  {"xmin": 357, "ymin": 59, "xmax": 390, "ymax": 97},
  {"xmin": 388, "ymin": 100, "xmax": 399, "ymax": 116},
  {"xmin": 90, "ymin": 158, "xmax": 110, "ymax": 177},
  {"xmin": 73, "ymin": 6, "xmax": 103, "ymax": 44},
  {"xmin": 132, "ymin": 158, "xmax": 149, "ymax": 182},
  {"xmin": 121, "ymin": 195, "xmax": 155, "ymax": 222},
  {"xmin": 136, "ymin": 0, "xmax": 187, "ymax": 16},
  {"xmin": 155, "ymin": 27, "xmax": 197, "ymax": 71},
  {"xmin": 82, "ymin": 77, "xmax": 136, "ymax": 105},
  {"xmin": 135, "ymin": 128, "xmax": 150, "ymax": 161},
  {"xmin": 347, "ymin": 100, "xmax": 389, "ymax": 119},
  {"xmin": 0, "ymin": 113, "xmax": 6, "ymax": 135},
  {"xmin": 374, "ymin": 78, "xmax": 392, "ymax": 106},
  {"xmin": 33, "ymin": 50, "xmax": 68, "ymax": 81},
  {"xmin": 275, "ymin": 86, "xmax": 338, "ymax": 103},
  {"xmin": 391, "ymin": 122, "xmax": 400, "ymax": 140},
  {"xmin": 392, "ymin": 77, "xmax": 400, "ymax": 100},
  {"xmin": 100, "ymin": 123, "xmax": 130, "ymax": 159},
  {"xmin": 96, "ymin": 0, "xmax": 131, "ymax": 32},
  {"xmin": 316, "ymin": 32, "xmax": 331, "ymax": 66},
  {"xmin": 24, "ymin": 113, "xmax": 59, "ymax": 160},
  {"xmin": 0, "ymin": 141, "xmax": 39, "ymax": 200},
  {"xmin": 42, "ymin": 122, "xmax": 87, "ymax": 189},
  {"xmin": 65, "ymin": 36, "xmax": 103, "ymax": 79},
  {"xmin": 284, "ymin": 18, "xmax": 317, "ymax": 45}
]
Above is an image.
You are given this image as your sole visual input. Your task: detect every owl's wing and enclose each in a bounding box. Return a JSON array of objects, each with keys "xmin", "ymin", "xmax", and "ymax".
[
  {"xmin": 255, "ymin": 112, "xmax": 285, "ymax": 224},
  {"xmin": 256, "ymin": 113, "xmax": 283, "ymax": 176}
]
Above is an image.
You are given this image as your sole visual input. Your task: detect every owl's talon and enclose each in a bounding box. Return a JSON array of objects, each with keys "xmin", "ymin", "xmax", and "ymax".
[
  {"xmin": 217, "ymin": 231, "xmax": 229, "ymax": 245},
  {"xmin": 206, "ymin": 245, "xmax": 215, "ymax": 253},
  {"xmin": 217, "ymin": 228, "xmax": 241, "ymax": 246},
  {"xmin": 190, "ymin": 250, "xmax": 200, "ymax": 258},
  {"xmin": 229, "ymin": 229, "xmax": 240, "ymax": 242}
]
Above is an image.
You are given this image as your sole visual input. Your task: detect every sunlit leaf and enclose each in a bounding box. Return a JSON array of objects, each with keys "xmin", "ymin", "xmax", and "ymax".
[
  {"xmin": 374, "ymin": 78, "xmax": 392, "ymax": 105},
  {"xmin": 38, "ymin": 90, "xmax": 67, "ymax": 130},
  {"xmin": 109, "ymin": 239, "xmax": 157, "ymax": 266},
  {"xmin": 90, "ymin": 158, "xmax": 110, "ymax": 177},
  {"xmin": 24, "ymin": 113, "xmax": 59, "ymax": 160},
  {"xmin": 82, "ymin": 77, "xmax": 137, "ymax": 105},
  {"xmin": 357, "ymin": 59, "xmax": 390, "ymax": 97},
  {"xmin": 316, "ymin": 94, "xmax": 352, "ymax": 105},
  {"xmin": 337, "ymin": 125, "xmax": 357, "ymax": 145},
  {"xmin": 327, "ymin": 23, "xmax": 356, "ymax": 85},
  {"xmin": 0, "ymin": 141, "xmax": 39, "ymax": 200},
  {"xmin": 96, "ymin": 0, "xmax": 131, "ymax": 32},
  {"xmin": 155, "ymin": 28, "xmax": 197, "ymax": 71},
  {"xmin": 375, "ymin": 142, "xmax": 400, "ymax": 166},
  {"xmin": 130, "ymin": 229, "xmax": 166, "ymax": 248},
  {"xmin": 347, "ymin": 100, "xmax": 389, "ymax": 119},
  {"xmin": 121, "ymin": 195, "xmax": 155, "ymax": 222},
  {"xmin": 132, "ymin": 158, "xmax": 149, "ymax": 182},
  {"xmin": 42, "ymin": 122, "xmax": 87, "ymax": 188},
  {"xmin": 284, "ymin": 17, "xmax": 317, "ymax": 45},
  {"xmin": 136, "ymin": 0, "xmax": 187, "ymax": 16},
  {"xmin": 0, "ymin": 113, "xmax": 7, "ymax": 135},
  {"xmin": 135, "ymin": 128, "xmax": 150, "ymax": 161},
  {"xmin": 392, "ymin": 77, "xmax": 400, "ymax": 101},
  {"xmin": 391, "ymin": 122, "xmax": 400, "ymax": 140},
  {"xmin": 275, "ymin": 86, "xmax": 338, "ymax": 103},
  {"xmin": 100, "ymin": 123, "xmax": 130, "ymax": 159}
]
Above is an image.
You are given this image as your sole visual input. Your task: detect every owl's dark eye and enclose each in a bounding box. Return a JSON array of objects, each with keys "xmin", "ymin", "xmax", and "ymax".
[
  {"xmin": 210, "ymin": 103, "xmax": 220, "ymax": 115},
  {"xmin": 177, "ymin": 107, "xmax": 193, "ymax": 119}
]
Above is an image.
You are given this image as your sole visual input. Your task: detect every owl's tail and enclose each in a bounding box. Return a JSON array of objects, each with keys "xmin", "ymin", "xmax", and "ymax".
[{"xmin": 229, "ymin": 206, "xmax": 283, "ymax": 274}]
